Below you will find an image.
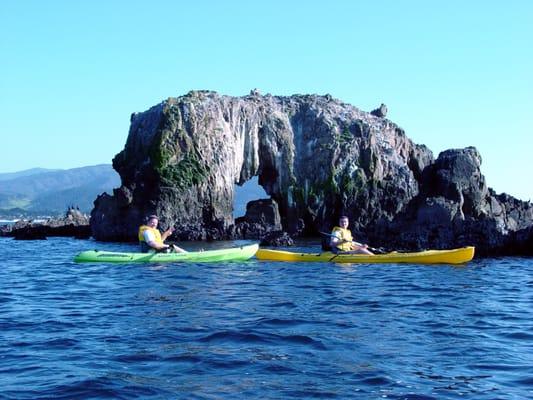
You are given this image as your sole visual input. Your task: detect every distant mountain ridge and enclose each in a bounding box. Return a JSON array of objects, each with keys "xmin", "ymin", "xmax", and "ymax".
[
  {"xmin": 0, "ymin": 168, "xmax": 61, "ymax": 181},
  {"xmin": 0, "ymin": 165, "xmax": 120, "ymax": 217}
]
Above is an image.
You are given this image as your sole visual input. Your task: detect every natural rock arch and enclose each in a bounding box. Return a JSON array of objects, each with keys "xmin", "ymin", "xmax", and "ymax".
[{"xmin": 91, "ymin": 90, "xmax": 430, "ymax": 242}]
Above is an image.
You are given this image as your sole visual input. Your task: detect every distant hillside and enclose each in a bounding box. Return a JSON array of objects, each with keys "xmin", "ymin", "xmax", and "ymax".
[
  {"xmin": 0, "ymin": 165, "xmax": 120, "ymax": 217},
  {"xmin": 0, "ymin": 168, "xmax": 60, "ymax": 181},
  {"xmin": 0, "ymin": 165, "xmax": 266, "ymax": 219}
]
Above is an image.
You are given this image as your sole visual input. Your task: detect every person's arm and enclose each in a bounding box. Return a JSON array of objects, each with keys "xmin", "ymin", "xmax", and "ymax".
[
  {"xmin": 161, "ymin": 226, "xmax": 175, "ymax": 242},
  {"xmin": 351, "ymin": 239, "xmax": 373, "ymax": 255},
  {"xmin": 352, "ymin": 242, "xmax": 368, "ymax": 251},
  {"xmin": 330, "ymin": 231, "xmax": 343, "ymax": 247}
]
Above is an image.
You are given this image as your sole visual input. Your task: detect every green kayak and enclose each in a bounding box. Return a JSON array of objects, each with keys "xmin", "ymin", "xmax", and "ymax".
[{"xmin": 74, "ymin": 243, "xmax": 259, "ymax": 263}]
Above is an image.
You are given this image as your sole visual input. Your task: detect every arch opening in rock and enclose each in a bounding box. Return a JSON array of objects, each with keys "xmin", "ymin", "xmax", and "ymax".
[{"xmin": 233, "ymin": 176, "xmax": 269, "ymax": 219}]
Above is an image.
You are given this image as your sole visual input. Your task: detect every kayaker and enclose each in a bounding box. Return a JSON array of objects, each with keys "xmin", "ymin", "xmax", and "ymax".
[
  {"xmin": 330, "ymin": 216, "xmax": 374, "ymax": 255},
  {"xmin": 138, "ymin": 215, "xmax": 187, "ymax": 253}
]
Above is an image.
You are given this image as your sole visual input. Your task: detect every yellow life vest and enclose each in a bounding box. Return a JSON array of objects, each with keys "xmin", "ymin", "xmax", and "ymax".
[
  {"xmin": 331, "ymin": 226, "xmax": 353, "ymax": 251},
  {"xmin": 138, "ymin": 225, "xmax": 163, "ymax": 245}
]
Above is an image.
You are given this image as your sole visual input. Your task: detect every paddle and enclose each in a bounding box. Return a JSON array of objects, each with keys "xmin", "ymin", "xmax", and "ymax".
[{"xmin": 319, "ymin": 231, "xmax": 386, "ymax": 254}]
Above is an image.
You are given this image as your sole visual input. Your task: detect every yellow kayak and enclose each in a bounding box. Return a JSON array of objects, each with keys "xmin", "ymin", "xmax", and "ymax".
[{"xmin": 256, "ymin": 246, "xmax": 475, "ymax": 265}]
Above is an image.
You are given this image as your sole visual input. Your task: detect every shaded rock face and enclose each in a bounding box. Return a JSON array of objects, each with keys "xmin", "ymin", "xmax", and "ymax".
[
  {"xmin": 229, "ymin": 198, "xmax": 288, "ymax": 244},
  {"xmin": 371, "ymin": 147, "xmax": 533, "ymax": 256},
  {"xmin": 260, "ymin": 231, "xmax": 294, "ymax": 247},
  {"xmin": 90, "ymin": 91, "xmax": 532, "ymax": 255},
  {"xmin": 370, "ymin": 103, "xmax": 388, "ymax": 118},
  {"xmin": 242, "ymin": 199, "xmax": 281, "ymax": 230}
]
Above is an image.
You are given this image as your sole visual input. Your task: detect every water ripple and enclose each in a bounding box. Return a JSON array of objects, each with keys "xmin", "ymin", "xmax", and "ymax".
[{"xmin": 0, "ymin": 237, "xmax": 532, "ymax": 399}]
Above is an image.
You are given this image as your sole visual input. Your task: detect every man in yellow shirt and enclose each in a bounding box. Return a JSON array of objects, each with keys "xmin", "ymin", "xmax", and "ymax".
[
  {"xmin": 138, "ymin": 215, "xmax": 187, "ymax": 253},
  {"xmin": 330, "ymin": 216, "xmax": 373, "ymax": 255}
]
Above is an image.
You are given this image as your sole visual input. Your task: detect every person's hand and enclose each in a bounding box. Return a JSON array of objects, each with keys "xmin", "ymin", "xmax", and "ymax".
[{"xmin": 165, "ymin": 227, "xmax": 175, "ymax": 235}]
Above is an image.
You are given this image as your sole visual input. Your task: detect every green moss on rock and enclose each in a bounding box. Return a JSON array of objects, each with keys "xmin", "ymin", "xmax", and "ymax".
[
  {"xmin": 159, "ymin": 152, "xmax": 209, "ymax": 189},
  {"xmin": 341, "ymin": 168, "xmax": 366, "ymax": 196},
  {"xmin": 149, "ymin": 128, "xmax": 209, "ymax": 189},
  {"xmin": 150, "ymin": 130, "xmax": 173, "ymax": 172}
]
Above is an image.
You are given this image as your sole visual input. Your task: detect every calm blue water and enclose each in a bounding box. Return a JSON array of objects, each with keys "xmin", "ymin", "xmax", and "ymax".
[{"xmin": 1, "ymin": 237, "xmax": 532, "ymax": 399}]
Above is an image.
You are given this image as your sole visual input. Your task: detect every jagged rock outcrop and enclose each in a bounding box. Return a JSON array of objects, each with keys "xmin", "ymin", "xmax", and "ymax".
[
  {"xmin": 371, "ymin": 147, "xmax": 533, "ymax": 255},
  {"xmin": 370, "ymin": 103, "xmax": 388, "ymax": 118},
  {"xmin": 90, "ymin": 90, "xmax": 532, "ymax": 255},
  {"xmin": 1, "ymin": 207, "xmax": 91, "ymax": 240}
]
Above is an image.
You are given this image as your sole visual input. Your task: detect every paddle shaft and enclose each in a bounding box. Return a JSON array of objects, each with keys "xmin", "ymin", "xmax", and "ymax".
[{"xmin": 319, "ymin": 231, "xmax": 379, "ymax": 252}]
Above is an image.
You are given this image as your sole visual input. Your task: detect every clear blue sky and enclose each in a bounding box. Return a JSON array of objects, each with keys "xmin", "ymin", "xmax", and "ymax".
[{"xmin": 1, "ymin": 1, "xmax": 531, "ymax": 200}]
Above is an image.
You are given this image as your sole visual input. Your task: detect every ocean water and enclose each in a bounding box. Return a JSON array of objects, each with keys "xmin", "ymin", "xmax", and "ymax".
[{"xmin": 1, "ymin": 237, "xmax": 531, "ymax": 400}]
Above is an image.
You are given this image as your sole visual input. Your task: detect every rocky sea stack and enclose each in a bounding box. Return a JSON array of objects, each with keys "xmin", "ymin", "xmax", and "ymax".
[{"xmin": 91, "ymin": 90, "xmax": 532, "ymax": 256}]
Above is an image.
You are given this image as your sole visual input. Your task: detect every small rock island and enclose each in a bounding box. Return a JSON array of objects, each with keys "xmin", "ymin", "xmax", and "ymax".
[{"xmin": 89, "ymin": 90, "xmax": 532, "ymax": 256}]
